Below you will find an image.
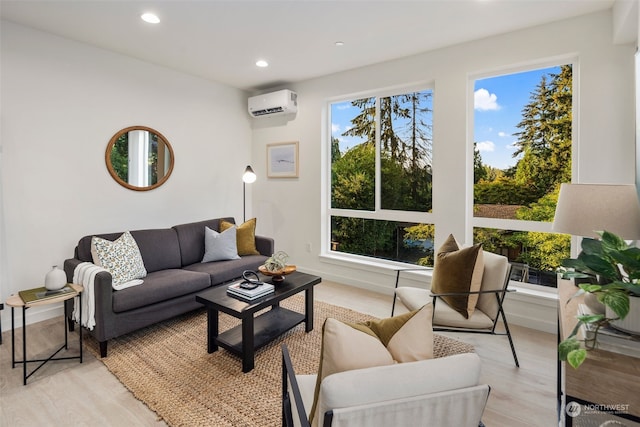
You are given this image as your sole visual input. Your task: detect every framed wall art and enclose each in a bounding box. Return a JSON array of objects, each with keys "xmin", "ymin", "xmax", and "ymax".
[{"xmin": 267, "ymin": 141, "xmax": 299, "ymax": 178}]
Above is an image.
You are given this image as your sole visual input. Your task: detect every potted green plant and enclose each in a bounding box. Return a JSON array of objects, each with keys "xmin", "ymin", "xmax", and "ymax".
[{"xmin": 558, "ymin": 231, "xmax": 640, "ymax": 368}]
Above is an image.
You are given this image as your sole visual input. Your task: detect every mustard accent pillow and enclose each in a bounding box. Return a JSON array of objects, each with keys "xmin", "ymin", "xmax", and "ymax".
[
  {"xmin": 220, "ymin": 218, "xmax": 259, "ymax": 256},
  {"xmin": 431, "ymin": 234, "xmax": 484, "ymax": 319},
  {"xmin": 309, "ymin": 304, "xmax": 433, "ymax": 425}
]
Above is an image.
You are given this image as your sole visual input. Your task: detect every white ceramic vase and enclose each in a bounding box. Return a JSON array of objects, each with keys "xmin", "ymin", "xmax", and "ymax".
[
  {"xmin": 607, "ymin": 294, "xmax": 640, "ymax": 335},
  {"xmin": 44, "ymin": 265, "xmax": 66, "ymax": 291}
]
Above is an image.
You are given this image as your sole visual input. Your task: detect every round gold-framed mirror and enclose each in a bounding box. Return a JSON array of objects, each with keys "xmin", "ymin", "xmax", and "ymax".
[{"xmin": 105, "ymin": 126, "xmax": 175, "ymax": 191}]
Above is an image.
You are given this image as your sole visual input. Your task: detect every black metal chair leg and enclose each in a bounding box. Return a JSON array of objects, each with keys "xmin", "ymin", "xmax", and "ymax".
[{"xmin": 499, "ymin": 304, "xmax": 519, "ymax": 367}]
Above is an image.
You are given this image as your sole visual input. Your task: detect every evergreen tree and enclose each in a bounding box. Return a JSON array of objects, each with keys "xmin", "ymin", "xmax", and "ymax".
[
  {"xmin": 473, "ymin": 142, "xmax": 488, "ymax": 183},
  {"xmin": 513, "ymin": 65, "xmax": 572, "ymax": 197}
]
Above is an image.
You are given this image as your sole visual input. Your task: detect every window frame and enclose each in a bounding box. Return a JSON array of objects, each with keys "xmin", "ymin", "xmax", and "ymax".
[
  {"xmin": 323, "ymin": 82, "xmax": 436, "ymax": 265},
  {"xmin": 467, "ymin": 57, "xmax": 579, "ymax": 293}
]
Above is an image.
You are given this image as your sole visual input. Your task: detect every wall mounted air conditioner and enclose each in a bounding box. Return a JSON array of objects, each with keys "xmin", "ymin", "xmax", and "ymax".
[{"xmin": 248, "ymin": 89, "xmax": 297, "ymax": 118}]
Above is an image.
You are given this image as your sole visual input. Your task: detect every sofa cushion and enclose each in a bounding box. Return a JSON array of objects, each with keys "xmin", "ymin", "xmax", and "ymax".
[
  {"xmin": 173, "ymin": 218, "xmax": 235, "ymax": 267},
  {"xmin": 431, "ymin": 234, "xmax": 484, "ymax": 319},
  {"xmin": 183, "ymin": 254, "xmax": 268, "ymax": 285},
  {"xmin": 220, "ymin": 218, "xmax": 260, "ymax": 256},
  {"xmin": 77, "ymin": 228, "xmax": 182, "ymax": 273},
  {"xmin": 202, "ymin": 226, "xmax": 240, "ymax": 262},
  {"xmin": 91, "ymin": 231, "xmax": 147, "ymax": 287},
  {"xmin": 112, "ymin": 269, "xmax": 211, "ymax": 313}
]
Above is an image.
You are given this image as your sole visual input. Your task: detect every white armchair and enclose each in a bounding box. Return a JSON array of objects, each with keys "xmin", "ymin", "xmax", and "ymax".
[
  {"xmin": 282, "ymin": 344, "xmax": 490, "ymax": 427},
  {"xmin": 392, "ymin": 249, "xmax": 520, "ymax": 367}
]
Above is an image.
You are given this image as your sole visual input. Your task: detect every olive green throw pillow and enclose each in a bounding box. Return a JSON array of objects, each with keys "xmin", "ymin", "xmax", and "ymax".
[
  {"xmin": 431, "ymin": 234, "xmax": 484, "ymax": 319},
  {"xmin": 308, "ymin": 304, "xmax": 433, "ymax": 426},
  {"xmin": 220, "ymin": 218, "xmax": 260, "ymax": 256}
]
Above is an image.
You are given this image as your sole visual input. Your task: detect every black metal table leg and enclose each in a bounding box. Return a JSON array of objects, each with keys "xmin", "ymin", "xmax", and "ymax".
[{"xmin": 22, "ymin": 306, "xmax": 27, "ymax": 386}]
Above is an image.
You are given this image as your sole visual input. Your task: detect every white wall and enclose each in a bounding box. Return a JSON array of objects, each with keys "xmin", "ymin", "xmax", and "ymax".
[
  {"xmin": 1, "ymin": 10, "xmax": 635, "ymax": 334},
  {"xmin": 0, "ymin": 21, "xmax": 252, "ymax": 327},
  {"xmin": 251, "ymin": 10, "xmax": 636, "ymax": 332}
]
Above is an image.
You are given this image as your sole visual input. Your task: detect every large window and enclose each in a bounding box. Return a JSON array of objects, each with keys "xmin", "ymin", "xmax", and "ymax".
[
  {"xmin": 329, "ymin": 88, "xmax": 435, "ymax": 266},
  {"xmin": 472, "ymin": 64, "xmax": 573, "ymax": 287}
]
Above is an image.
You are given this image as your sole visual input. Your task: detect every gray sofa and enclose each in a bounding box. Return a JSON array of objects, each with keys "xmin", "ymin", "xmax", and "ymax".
[{"xmin": 63, "ymin": 217, "xmax": 274, "ymax": 357}]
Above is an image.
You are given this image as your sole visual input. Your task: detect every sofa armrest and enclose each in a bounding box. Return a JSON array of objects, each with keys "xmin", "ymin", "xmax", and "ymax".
[
  {"xmin": 63, "ymin": 258, "xmax": 116, "ymax": 342},
  {"xmin": 255, "ymin": 235, "xmax": 275, "ymax": 257}
]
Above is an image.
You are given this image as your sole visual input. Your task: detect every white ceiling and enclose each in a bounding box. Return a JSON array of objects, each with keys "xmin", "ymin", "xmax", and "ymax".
[{"xmin": 0, "ymin": 0, "xmax": 618, "ymax": 91}]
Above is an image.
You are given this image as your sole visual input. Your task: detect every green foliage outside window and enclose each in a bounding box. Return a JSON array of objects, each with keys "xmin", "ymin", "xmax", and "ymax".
[{"xmin": 331, "ymin": 91, "xmax": 434, "ymax": 264}]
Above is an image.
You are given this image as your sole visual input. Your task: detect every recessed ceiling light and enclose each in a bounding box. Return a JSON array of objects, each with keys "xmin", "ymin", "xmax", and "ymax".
[
  {"xmin": 335, "ymin": 41, "xmax": 345, "ymax": 46},
  {"xmin": 141, "ymin": 13, "xmax": 160, "ymax": 24},
  {"xmin": 255, "ymin": 60, "xmax": 269, "ymax": 68}
]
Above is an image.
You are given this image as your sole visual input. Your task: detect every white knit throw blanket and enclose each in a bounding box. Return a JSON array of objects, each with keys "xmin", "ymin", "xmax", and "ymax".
[{"xmin": 72, "ymin": 262, "xmax": 106, "ymax": 331}]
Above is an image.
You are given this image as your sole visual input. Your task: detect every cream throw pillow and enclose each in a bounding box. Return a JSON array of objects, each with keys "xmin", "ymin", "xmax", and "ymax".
[
  {"xmin": 309, "ymin": 304, "xmax": 433, "ymax": 425},
  {"xmin": 91, "ymin": 231, "xmax": 147, "ymax": 287}
]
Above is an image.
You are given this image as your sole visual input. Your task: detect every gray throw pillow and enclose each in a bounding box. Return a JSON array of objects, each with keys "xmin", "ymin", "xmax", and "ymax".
[{"xmin": 202, "ymin": 226, "xmax": 240, "ymax": 262}]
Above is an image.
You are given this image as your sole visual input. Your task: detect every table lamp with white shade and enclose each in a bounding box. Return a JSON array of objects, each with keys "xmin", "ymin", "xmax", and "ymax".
[{"xmin": 552, "ymin": 183, "xmax": 640, "ymax": 240}]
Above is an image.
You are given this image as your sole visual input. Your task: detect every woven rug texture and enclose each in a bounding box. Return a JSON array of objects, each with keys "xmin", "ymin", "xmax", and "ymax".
[{"xmin": 85, "ymin": 294, "xmax": 474, "ymax": 427}]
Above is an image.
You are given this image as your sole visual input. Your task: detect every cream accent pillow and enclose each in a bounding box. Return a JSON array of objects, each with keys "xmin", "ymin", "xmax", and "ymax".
[
  {"xmin": 91, "ymin": 231, "xmax": 147, "ymax": 287},
  {"xmin": 309, "ymin": 304, "xmax": 433, "ymax": 425},
  {"xmin": 431, "ymin": 234, "xmax": 484, "ymax": 319},
  {"xmin": 220, "ymin": 218, "xmax": 259, "ymax": 256}
]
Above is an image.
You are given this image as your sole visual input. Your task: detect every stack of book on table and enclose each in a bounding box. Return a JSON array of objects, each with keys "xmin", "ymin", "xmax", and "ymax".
[
  {"xmin": 227, "ymin": 279, "xmax": 274, "ymax": 301},
  {"xmin": 19, "ymin": 285, "xmax": 75, "ymax": 304},
  {"xmin": 579, "ymin": 303, "xmax": 640, "ymax": 358}
]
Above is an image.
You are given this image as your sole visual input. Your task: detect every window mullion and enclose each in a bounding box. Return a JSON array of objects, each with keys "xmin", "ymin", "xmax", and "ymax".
[{"xmin": 375, "ymin": 96, "xmax": 381, "ymax": 212}]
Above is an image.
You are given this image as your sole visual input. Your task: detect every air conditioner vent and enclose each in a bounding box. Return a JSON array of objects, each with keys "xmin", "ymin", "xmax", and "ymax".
[{"xmin": 248, "ymin": 90, "xmax": 297, "ymax": 118}]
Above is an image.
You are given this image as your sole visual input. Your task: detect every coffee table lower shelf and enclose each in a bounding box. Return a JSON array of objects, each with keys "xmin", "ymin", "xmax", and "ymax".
[{"xmin": 216, "ymin": 307, "xmax": 304, "ymax": 356}]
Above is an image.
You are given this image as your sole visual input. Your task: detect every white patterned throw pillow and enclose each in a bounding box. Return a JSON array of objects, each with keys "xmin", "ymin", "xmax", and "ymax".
[{"xmin": 91, "ymin": 231, "xmax": 147, "ymax": 287}]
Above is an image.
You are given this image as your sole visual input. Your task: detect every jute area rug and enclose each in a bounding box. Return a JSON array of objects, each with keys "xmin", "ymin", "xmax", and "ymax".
[{"xmin": 85, "ymin": 294, "xmax": 474, "ymax": 427}]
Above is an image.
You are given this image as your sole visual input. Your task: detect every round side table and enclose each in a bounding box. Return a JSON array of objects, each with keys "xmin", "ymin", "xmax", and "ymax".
[{"xmin": 6, "ymin": 283, "xmax": 83, "ymax": 385}]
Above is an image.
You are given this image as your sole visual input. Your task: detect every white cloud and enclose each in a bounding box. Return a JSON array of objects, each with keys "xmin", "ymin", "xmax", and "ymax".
[
  {"xmin": 476, "ymin": 140, "xmax": 495, "ymax": 152},
  {"xmin": 498, "ymin": 131, "xmax": 508, "ymax": 137},
  {"xmin": 474, "ymin": 88, "xmax": 500, "ymax": 111},
  {"xmin": 331, "ymin": 123, "xmax": 340, "ymax": 133},
  {"xmin": 505, "ymin": 141, "xmax": 518, "ymax": 150}
]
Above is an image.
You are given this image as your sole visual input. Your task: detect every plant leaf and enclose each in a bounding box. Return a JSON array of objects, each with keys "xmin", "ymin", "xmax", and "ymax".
[
  {"xmin": 576, "ymin": 313, "xmax": 604, "ymax": 323},
  {"xmin": 600, "ymin": 290, "xmax": 630, "ymax": 319},
  {"xmin": 558, "ymin": 337, "xmax": 581, "ymax": 361},
  {"xmin": 600, "ymin": 231, "xmax": 628, "ymax": 251},
  {"xmin": 578, "ymin": 254, "xmax": 620, "ymax": 281},
  {"xmin": 581, "ymin": 238, "xmax": 603, "ymax": 256},
  {"xmin": 567, "ymin": 348, "xmax": 587, "ymax": 369},
  {"xmin": 578, "ymin": 284, "xmax": 601, "ymax": 293}
]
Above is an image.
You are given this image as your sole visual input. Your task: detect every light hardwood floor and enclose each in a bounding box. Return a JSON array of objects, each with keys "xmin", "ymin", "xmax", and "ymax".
[{"xmin": 0, "ymin": 280, "xmax": 557, "ymax": 426}]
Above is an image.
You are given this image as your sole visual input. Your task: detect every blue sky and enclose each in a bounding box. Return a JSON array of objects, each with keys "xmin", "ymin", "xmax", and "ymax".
[
  {"xmin": 474, "ymin": 66, "xmax": 560, "ymax": 169},
  {"xmin": 331, "ymin": 65, "xmax": 561, "ymax": 170}
]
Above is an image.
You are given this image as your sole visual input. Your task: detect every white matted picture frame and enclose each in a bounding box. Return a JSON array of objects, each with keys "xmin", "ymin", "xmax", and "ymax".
[{"xmin": 267, "ymin": 141, "xmax": 299, "ymax": 178}]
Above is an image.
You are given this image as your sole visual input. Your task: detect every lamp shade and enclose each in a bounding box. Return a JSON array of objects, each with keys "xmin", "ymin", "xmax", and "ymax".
[
  {"xmin": 243, "ymin": 165, "xmax": 256, "ymax": 183},
  {"xmin": 552, "ymin": 183, "xmax": 640, "ymax": 239}
]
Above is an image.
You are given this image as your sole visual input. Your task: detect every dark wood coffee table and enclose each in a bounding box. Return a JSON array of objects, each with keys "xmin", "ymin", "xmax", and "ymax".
[{"xmin": 195, "ymin": 271, "xmax": 321, "ymax": 372}]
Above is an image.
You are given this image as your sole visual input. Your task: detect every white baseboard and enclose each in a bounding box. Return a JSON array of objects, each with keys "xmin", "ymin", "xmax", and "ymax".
[{"xmin": 1, "ymin": 304, "xmax": 64, "ymax": 333}]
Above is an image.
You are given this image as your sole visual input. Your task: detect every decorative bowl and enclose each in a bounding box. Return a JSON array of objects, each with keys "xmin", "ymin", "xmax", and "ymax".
[{"xmin": 258, "ymin": 265, "xmax": 297, "ymax": 282}]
